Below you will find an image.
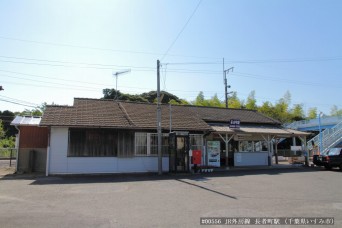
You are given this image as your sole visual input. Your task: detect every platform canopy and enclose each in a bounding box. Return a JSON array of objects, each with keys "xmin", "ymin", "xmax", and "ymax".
[
  {"xmin": 211, "ymin": 125, "xmax": 310, "ymax": 138},
  {"xmin": 11, "ymin": 116, "xmax": 42, "ymax": 126}
]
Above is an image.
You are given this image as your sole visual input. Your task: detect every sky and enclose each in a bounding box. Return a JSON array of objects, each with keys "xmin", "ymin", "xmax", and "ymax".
[{"xmin": 0, "ymin": 0, "xmax": 341, "ymax": 116}]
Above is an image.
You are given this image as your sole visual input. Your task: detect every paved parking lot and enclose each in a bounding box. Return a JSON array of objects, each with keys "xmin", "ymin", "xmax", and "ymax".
[{"xmin": 0, "ymin": 167, "xmax": 341, "ymax": 228}]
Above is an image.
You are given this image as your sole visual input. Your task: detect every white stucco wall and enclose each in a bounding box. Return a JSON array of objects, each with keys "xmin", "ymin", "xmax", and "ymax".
[
  {"xmin": 234, "ymin": 152, "xmax": 269, "ymax": 166},
  {"xmin": 48, "ymin": 127, "xmax": 169, "ymax": 174}
]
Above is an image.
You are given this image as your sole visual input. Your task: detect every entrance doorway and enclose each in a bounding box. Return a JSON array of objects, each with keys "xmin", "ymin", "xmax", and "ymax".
[{"xmin": 169, "ymin": 132, "xmax": 190, "ymax": 172}]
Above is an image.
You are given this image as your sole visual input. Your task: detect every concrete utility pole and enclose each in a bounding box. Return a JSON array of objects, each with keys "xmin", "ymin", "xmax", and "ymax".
[
  {"xmin": 157, "ymin": 60, "xmax": 162, "ymax": 175},
  {"xmin": 223, "ymin": 58, "xmax": 234, "ymax": 108}
]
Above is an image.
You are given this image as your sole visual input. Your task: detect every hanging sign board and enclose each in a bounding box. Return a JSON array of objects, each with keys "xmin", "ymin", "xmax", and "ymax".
[
  {"xmin": 229, "ymin": 119, "xmax": 240, "ymax": 129},
  {"xmin": 207, "ymin": 141, "xmax": 220, "ymax": 167}
]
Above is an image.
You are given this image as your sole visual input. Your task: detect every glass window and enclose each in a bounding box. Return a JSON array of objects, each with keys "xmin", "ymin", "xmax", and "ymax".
[
  {"xmin": 135, "ymin": 133, "xmax": 169, "ymax": 156},
  {"xmin": 190, "ymin": 134, "xmax": 203, "ymax": 151},
  {"xmin": 239, "ymin": 141, "xmax": 268, "ymax": 152},
  {"xmin": 68, "ymin": 129, "xmax": 134, "ymax": 157}
]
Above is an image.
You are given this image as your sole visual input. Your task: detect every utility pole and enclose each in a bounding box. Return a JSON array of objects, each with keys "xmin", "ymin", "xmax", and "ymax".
[
  {"xmin": 113, "ymin": 70, "xmax": 131, "ymax": 100},
  {"xmin": 157, "ymin": 60, "xmax": 162, "ymax": 175},
  {"xmin": 223, "ymin": 58, "xmax": 234, "ymax": 108}
]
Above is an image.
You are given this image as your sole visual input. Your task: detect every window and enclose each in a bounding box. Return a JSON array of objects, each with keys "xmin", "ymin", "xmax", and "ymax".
[
  {"xmin": 135, "ymin": 133, "xmax": 169, "ymax": 156},
  {"xmin": 255, "ymin": 141, "xmax": 268, "ymax": 152},
  {"xmin": 68, "ymin": 129, "xmax": 134, "ymax": 157},
  {"xmin": 190, "ymin": 134, "xmax": 203, "ymax": 151},
  {"xmin": 239, "ymin": 141, "xmax": 268, "ymax": 152},
  {"xmin": 135, "ymin": 133, "xmax": 204, "ymax": 156}
]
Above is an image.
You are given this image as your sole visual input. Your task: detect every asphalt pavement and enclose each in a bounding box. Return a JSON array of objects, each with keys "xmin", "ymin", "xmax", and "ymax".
[{"xmin": 0, "ymin": 167, "xmax": 341, "ymax": 228}]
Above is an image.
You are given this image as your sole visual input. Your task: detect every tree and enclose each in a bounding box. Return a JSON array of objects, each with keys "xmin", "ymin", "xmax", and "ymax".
[
  {"xmin": 0, "ymin": 120, "xmax": 4, "ymax": 139},
  {"xmin": 141, "ymin": 91, "xmax": 181, "ymax": 104},
  {"xmin": 290, "ymin": 104, "xmax": 305, "ymax": 121},
  {"xmin": 208, "ymin": 94, "xmax": 224, "ymax": 107},
  {"xmin": 228, "ymin": 92, "xmax": 243, "ymax": 109},
  {"xmin": 102, "ymin": 88, "xmax": 181, "ymax": 104},
  {"xmin": 273, "ymin": 91, "xmax": 292, "ymax": 123},
  {"xmin": 0, "ymin": 110, "xmax": 17, "ymax": 138},
  {"xmin": 193, "ymin": 91, "xmax": 205, "ymax": 106},
  {"xmin": 102, "ymin": 89, "xmax": 148, "ymax": 102},
  {"xmin": 307, "ymin": 107, "xmax": 318, "ymax": 119},
  {"xmin": 330, "ymin": 105, "xmax": 342, "ymax": 116},
  {"xmin": 258, "ymin": 101, "xmax": 276, "ymax": 120},
  {"xmin": 245, "ymin": 90, "xmax": 257, "ymax": 110},
  {"xmin": 0, "ymin": 120, "xmax": 15, "ymax": 148}
]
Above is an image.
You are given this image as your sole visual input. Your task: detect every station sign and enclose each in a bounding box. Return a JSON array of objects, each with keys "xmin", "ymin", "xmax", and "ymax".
[{"xmin": 229, "ymin": 119, "xmax": 240, "ymax": 129}]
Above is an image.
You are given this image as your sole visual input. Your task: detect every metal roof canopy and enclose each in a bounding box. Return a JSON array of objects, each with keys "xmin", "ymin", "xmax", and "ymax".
[
  {"xmin": 211, "ymin": 125, "xmax": 311, "ymax": 138},
  {"xmin": 11, "ymin": 116, "xmax": 42, "ymax": 126}
]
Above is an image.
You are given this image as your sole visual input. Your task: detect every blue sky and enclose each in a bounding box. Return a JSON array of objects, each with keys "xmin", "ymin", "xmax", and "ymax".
[{"xmin": 0, "ymin": 0, "xmax": 341, "ymax": 115}]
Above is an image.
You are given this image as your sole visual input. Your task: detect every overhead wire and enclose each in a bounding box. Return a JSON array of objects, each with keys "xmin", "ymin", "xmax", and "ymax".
[
  {"xmin": 0, "ymin": 57, "xmax": 222, "ymax": 74},
  {"xmin": 0, "ymin": 35, "xmax": 221, "ymax": 60},
  {"xmin": 160, "ymin": 0, "xmax": 203, "ymax": 61},
  {"xmin": 231, "ymin": 71, "xmax": 341, "ymax": 88},
  {"xmin": 0, "ymin": 95, "xmax": 38, "ymax": 106}
]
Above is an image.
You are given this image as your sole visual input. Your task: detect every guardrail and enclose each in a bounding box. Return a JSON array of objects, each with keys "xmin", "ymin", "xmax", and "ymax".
[
  {"xmin": 307, "ymin": 120, "xmax": 342, "ymax": 153},
  {"xmin": 0, "ymin": 148, "xmax": 17, "ymax": 167},
  {"xmin": 285, "ymin": 116, "xmax": 342, "ymax": 130}
]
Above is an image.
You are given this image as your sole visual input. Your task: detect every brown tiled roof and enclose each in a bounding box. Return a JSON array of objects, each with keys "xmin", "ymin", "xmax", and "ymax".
[
  {"xmin": 40, "ymin": 98, "xmax": 280, "ymax": 131},
  {"xmin": 179, "ymin": 105, "xmax": 280, "ymax": 124}
]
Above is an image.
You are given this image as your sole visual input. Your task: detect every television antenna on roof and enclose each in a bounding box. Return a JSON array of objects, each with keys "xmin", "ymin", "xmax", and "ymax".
[{"xmin": 113, "ymin": 69, "xmax": 131, "ymax": 100}]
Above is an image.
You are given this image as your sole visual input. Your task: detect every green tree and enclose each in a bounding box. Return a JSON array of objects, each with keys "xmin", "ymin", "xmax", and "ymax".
[
  {"xmin": 290, "ymin": 104, "xmax": 305, "ymax": 121},
  {"xmin": 141, "ymin": 91, "xmax": 181, "ymax": 104},
  {"xmin": 307, "ymin": 107, "xmax": 318, "ymax": 119},
  {"xmin": 102, "ymin": 89, "xmax": 182, "ymax": 104},
  {"xmin": 0, "ymin": 110, "xmax": 17, "ymax": 137},
  {"xmin": 0, "ymin": 120, "xmax": 15, "ymax": 148},
  {"xmin": 208, "ymin": 94, "xmax": 224, "ymax": 107},
  {"xmin": 228, "ymin": 92, "xmax": 243, "ymax": 109},
  {"xmin": 258, "ymin": 101, "xmax": 276, "ymax": 120},
  {"xmin": 245, "ymin": 90, "xmax": 257, "ymax": 110},
  {"xmin": 330, "ymin": 105, "xmax": 342, "ymax": 116},
  {"xmin": 193, "ymin": 91, "xmax": 205, "ymax": 106},
  {"xmin": 273, "ymin": 91, "xmax": 292, "ymax": 122},
  {"xmin": 0, "ymin": 120, "xmax": 5, "ymax": 139}
]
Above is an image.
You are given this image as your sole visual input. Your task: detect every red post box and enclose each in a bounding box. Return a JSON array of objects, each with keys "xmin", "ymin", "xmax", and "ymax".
[{"xmin": 192, "ymin": 150, "xmax": 202, "ymax": 165}]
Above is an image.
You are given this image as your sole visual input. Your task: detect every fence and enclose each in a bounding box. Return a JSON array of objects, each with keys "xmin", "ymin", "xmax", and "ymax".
[
  {"xmin": 276, "ymin": 149, "xmax": 303, "ymax": 157},
  {"xmin": 0, "ymin": 148, "xmax": 17, "ymax": 167}
]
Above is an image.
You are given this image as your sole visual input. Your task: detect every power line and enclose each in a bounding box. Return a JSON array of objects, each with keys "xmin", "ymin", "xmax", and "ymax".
[
  {"xmin": 0, "ymin": 58, "xmax": 222, "ymax": 74},
  {"xmin": 0, "ymin": 95, "xmax": 38, "ymax": 106},
  {"xmin": 224, "ymin": 56, "xmax": 342, "ymax": 64},
  {"xmin": 231, "ymin": 71, "xmax": 341, "ymax": 88},
  {"xmin": 164, "ymin": 61, "xmax": 221, "ymax": 65},
  {"xmin": 161, "ymin": 0, "xmax": 203, "ymax": 61},
  {"xmin": 0, "ymin": 35, "xmax": 220, "ymax": 60},
  {"xmin": 0, "ymin": 55, "xmax": 155, "ymax": 70},
  {"xmin": 0, "ymin": 98, "xmax": 38, "ymax": 108},
  {"xmin": 0, "ymin": 69, "xmax": 221, "ymax": 93},
  {"xmin": 1, "ymin": 74, "xmax": 103, "ymax": 90}
]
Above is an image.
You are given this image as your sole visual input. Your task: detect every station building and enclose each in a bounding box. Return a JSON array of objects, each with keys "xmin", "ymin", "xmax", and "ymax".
[{"xmin": 12, "ymin": 98, "xmax": 309, "ymax": 175}]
